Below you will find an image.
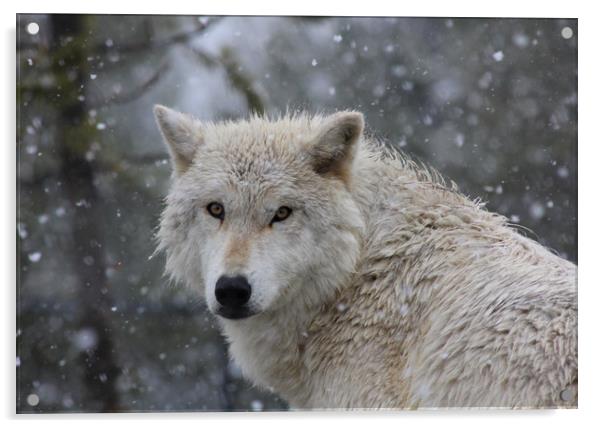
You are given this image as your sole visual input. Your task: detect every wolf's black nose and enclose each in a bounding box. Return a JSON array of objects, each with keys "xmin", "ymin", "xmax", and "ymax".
[{"xmin": 215, "ymin": 275, "xmax": 252, "ymax": 309}]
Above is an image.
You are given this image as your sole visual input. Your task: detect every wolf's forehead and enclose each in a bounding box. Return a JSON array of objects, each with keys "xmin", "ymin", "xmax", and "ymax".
[
  {"xmin": 203, "ymin": 123, "xmax": 313, "ymax": 176},
  {"xmin": 209, "ymin": 122, "xmax": 313, "ymax": 148},
  {"xmin": 197, "ymin": 148, "xmax": 301, "ymax": 209}
]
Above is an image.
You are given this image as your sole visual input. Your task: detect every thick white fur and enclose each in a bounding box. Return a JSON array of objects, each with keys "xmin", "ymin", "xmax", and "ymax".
[{"xmin": 154, "ymin": 106, "xmax": 577, "ymax": 409}]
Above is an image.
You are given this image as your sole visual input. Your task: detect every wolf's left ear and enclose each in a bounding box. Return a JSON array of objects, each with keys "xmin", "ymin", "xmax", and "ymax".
[
  {"xmin": 153, "ymin": 105, "xmax": 203, "ymax": 175},
  {"xmin": 308, "ymin": 111, "xmax": 364, "ymax": 182}
]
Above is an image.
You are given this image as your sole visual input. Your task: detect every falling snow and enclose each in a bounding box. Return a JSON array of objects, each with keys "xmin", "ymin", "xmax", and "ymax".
[
  {"xmin": 28, "ymin": 252, "xmax": 42, "ymax": 263},
  {"xmin": 492, "ymin": 51, "xmax": 504, "ymax": 62},
  {"xmin": 72, "ymin": 328, "xmax": 98, "ymax": 351},
  {"xmin": 557, "ymin": 166, "xmax": 569, "ymax": 178},
  {"xmin": 399, "ymin": 304, "xmax": 409, "ymax": 316},
  {"xmin": 336, "ymin": 303, "xmax": 348, "ymax": 312},
  {"xmin": 454, "ymin": 134, "xmax": 465, "ymax": 147},
  {"xmin": 17, "ymin": 223, "xmax": 28, "ymax": 239},
  {"xmin": 512, "ymin": 33, "xmax": 530, "ymax": 48},
  {"xmin": 529, "ymin": 202, "xmax": 546, "ymax": 220},
  {"xmin": 251, "ymin": 400, "xmax": 264, "ymax": 411}
]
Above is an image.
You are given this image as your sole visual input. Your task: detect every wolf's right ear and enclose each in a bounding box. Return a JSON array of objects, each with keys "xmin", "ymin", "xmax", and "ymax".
[{"xmin": 153, "ymin": 105, "xmax": 203, "ymax": 175}]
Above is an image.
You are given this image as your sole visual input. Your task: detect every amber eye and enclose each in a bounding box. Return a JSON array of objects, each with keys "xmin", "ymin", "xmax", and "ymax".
[
  {"xmin": 207, "ymin": 202, "xmax": 225, "ymax": 220},
  {"xmin": 271, "ymin": 206, "xmax": 292, "ymax": 224}
]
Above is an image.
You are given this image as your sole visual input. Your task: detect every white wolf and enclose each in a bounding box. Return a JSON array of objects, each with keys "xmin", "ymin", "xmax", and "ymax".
[{"xmin": 153, "ymin": 105, "xmax": 577, "ymax": 409}]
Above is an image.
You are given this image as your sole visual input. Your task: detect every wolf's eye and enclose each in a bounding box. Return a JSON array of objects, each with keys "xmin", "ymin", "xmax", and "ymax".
[
  {"xmin": 271, "ymin": 206, "xmax": 292, "ymax": 224},
  {"xmin": 207, "ymin": 202, "xmax": 225, "ymax": 220}
]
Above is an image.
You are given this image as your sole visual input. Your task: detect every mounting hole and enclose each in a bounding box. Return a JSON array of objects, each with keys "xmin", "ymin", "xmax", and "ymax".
[
  {"xmin": 26, "ymin": 22, "xmax": 40, "ymax": 35},
  {"xmin": 26, "ymin": 393, "xmax": 39, "ymax": 406},
  {"xmin": 561, "ymin": 27, "xmax": 573, "ymax": 40},
  {"xmin": 560, "ymin": 388, "xmax": 573, "ymax": 402}
]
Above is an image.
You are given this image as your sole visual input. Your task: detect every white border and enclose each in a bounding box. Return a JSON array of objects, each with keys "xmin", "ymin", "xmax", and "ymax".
[{"xmin": 3, "ymin": 1, "xmax": 601, "ymax": 427}]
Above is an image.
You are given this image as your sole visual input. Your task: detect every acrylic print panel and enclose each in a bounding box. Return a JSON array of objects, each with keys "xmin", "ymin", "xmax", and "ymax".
[{"xmin": 16, "ymin": 14, "xmax": 577, "ymax": 412}]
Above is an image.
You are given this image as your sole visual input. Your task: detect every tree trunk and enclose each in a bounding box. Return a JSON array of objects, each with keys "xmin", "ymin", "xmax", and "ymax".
[{"xmin": 50, "ymin": 15, "xmax": 120, "ymax": 412}]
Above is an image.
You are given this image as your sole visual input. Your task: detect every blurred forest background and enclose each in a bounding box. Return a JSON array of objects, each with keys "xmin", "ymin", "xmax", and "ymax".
[{"xmin": 16, "ymin": 15, "xmax": 577, "ymax": 412}]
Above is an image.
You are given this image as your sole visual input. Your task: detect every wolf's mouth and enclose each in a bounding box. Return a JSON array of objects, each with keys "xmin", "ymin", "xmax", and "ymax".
[{"xmin": 216, "ymin": 305, "xmax": 257, "ymax": 320}]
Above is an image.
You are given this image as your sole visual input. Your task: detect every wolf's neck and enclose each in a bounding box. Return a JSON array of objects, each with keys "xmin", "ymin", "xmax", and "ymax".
[{"xmin": 220, "ymin": 298, "xmax": 322, "ymax": 405}]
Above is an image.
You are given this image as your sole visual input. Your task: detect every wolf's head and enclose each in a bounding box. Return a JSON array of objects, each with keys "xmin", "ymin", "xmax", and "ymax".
[{"xmin": 154, "ymin": 106, "xmax": 365, "ymax": 321}]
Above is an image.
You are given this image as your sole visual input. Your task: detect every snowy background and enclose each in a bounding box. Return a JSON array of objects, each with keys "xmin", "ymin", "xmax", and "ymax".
[{"xmin": 17, "ymin": 15, "xmax": 577, "ymax": 412}]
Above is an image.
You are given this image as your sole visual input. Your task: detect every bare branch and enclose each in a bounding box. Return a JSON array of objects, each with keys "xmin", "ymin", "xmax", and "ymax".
[
  {"xmin": 95, "ymin": 18, "xmax": 220, "ymax": 54},
  {"xmin": 89, "ymin": 62, "xmax": 170, "ymax": 107},
  {"xmin": 220, "ymin": 47, "xmax": 265, "ymax": 114},
  {"xmin": 122, "ymin": 153, "xmax": 170, "ymax": 165},
  {"xmin": 186, "ymin": 45, "xmax": 219, "ymax": 68},
  {"xmin": 187, "ymin": 45, "xmax": 266, "ymax": 114}
]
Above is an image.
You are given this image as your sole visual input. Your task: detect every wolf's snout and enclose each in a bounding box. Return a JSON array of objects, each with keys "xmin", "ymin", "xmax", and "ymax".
[{"xmin": 215, "ymin": 275, "xmax": 252, "ymax": 318}]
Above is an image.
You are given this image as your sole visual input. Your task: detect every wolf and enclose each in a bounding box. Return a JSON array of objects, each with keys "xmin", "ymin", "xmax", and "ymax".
[{"xmin": 153, "ymin": 105, "xmax": 577, "ymax": 409}]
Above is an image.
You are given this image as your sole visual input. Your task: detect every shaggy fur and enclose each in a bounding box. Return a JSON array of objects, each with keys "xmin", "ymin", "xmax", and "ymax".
[{"xmin": 154, "ymin": 106, "xmax": 577, "ymax": 409}]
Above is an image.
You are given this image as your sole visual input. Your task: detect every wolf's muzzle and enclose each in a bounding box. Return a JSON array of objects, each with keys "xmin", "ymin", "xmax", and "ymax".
[{"xmin": 215, "ymin": 275, "xmax": 254, "ymax": 319}]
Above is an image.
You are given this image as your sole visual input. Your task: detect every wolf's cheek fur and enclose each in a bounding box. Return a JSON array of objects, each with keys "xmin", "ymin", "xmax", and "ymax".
[
  {"xmin": 245, "ymin": 195, "xmax": 365, "ymax": 313},
  {"xmin": 156, "ymin": 192, "xmax": 206, "ymax": 290},
  {"xmin": 245, "ymin": 226, "xmax": 320, "ymax": 311}
]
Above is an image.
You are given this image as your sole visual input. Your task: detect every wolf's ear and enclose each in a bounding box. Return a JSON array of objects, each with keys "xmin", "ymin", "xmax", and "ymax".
[
  {"xmin": 308, "ymin": 111, "xmax": 364, "ymax": 182},
  {"xmin": 153, "ymin": 105, "xmax": 203, "ymax": 175}
]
